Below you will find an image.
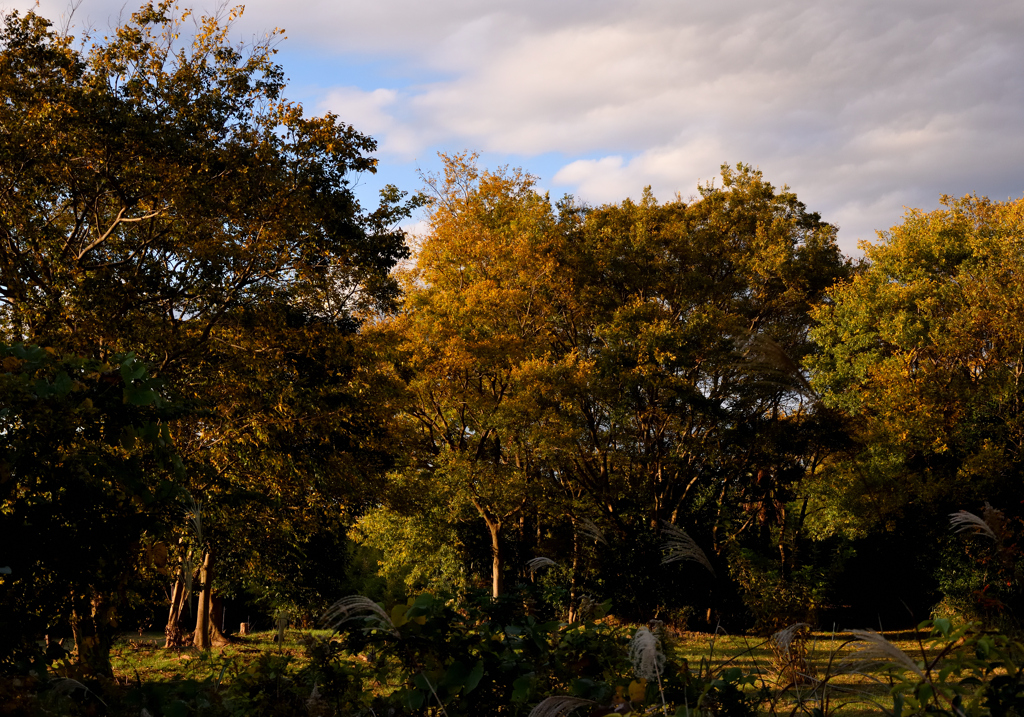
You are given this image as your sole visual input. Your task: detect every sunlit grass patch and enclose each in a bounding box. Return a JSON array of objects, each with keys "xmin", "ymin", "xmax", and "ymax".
[
  {"xmin": 107, "ymin": 629, "xmax": 333, "ymax": 685},
  {"xmin": 667, "ymin": 627, "xmax": 950, "ymax": 716}
]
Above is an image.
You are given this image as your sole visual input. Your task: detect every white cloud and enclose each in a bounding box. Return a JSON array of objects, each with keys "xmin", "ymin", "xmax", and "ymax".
[
  {"xmin": 321, "ymin": 87, "xmax": 397, "ymax": 135},
  {"xmin": 7, "ymin": 0, "xmax": 1024, "ymax": 254}
]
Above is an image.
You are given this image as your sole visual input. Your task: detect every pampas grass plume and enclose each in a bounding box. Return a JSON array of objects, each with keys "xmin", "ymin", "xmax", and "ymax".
[
  {"xmin": 840, "ymin": 629, "xmax": 924, "ymax": 680},
  {"xmin": 527, "ymin": 557, "xmax": 557, "ymax": 574},
  {"xmin": 629, "ymin": 626, "xmax": 665, "ymax": 681},
  {"xmin": 321, "ymin": 595, "xmax": 398, "ymax": 636},
  {"xmin": 949, "ymin": 505, "xmax": 998, "ymax": 540},
  {"xmin": 661, "ymin": 522, "xmax": 715, "ymax": 576},
  {"xmin": 772, "ymin": 622, "xmax": 810, "ymax": 654},
  {"xmin": 577, "ymin": 517, "xmax": 608, "ymax": 545},
  {"xmin": 527, "ymin": 696, "xmax": 597, "ymax": 717}
]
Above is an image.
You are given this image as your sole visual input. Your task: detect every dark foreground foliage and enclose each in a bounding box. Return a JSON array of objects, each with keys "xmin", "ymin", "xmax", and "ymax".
[{"xmin": 6, "ymin": 598, "xmax": 1024, "ymax": 717}]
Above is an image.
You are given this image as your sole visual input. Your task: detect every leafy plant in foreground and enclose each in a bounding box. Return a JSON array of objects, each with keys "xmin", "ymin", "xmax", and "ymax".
[
  {"xmin": 310, "ymin": 589, "xmax": 767, "ymax": 716},
  {"xmin": 843, "ymin": 619, "xmax": 1024, "ymax": 717}
]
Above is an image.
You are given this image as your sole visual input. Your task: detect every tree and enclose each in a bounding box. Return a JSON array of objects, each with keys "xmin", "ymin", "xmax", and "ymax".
[
  {"xmin": 528, "ymin": 166, "xmax": 850, "ymax": 621},
  {"xmin": 0, "ymin": 2, "xmax": 413, "ymax": 663},
  {"xmin": 384, "ymin": 156, "xmax": 850, "ymax": 620},
  {"xmin": 0, "ymin": 344, "xmax": 181, "ymax": 676},
  {"xmin": 0, "ymin": 5, "xmax": 405, "ymax": 355},
  {"xmin": 380, "ymin": 154, "xmax": 558, "ymax": 597},
  {"xmin": 808, "ymin": 194, "xmax": 1024, "ymax": 525}
]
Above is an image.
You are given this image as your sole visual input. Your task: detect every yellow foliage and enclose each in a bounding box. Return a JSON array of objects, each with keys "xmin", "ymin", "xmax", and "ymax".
[{"xmin": 628, "ymin": 678, "xmax": 648, "ymax": 703}]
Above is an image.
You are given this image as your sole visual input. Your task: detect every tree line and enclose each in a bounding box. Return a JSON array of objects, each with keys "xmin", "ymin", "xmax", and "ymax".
[{"xmin": 2, "ymin": 2, "xmax": 1022, "ymax": 678}]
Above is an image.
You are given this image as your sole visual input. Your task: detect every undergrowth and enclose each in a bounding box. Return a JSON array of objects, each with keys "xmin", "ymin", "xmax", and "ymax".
[{"xmin": 5, "ymin": 599, "xmax": 1024, "ymax": 716}]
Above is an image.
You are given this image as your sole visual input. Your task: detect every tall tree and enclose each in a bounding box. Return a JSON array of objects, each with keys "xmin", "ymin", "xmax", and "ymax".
[
  {"xmin": 0, "ymin": 2, "xmax": 413, "ymax": 663},
  {"xmin": 384, "ymin": 156, "xmax": 849, "ymax": 617},
  {"xmin": 529, "ymin": 168, "xmax": 849, "ymax": 619},
  {"xmin": 381, "ymin": 154, "xmax": 558, "ymax": 597},
  {"xmin": 808, "ymin": 194, "xmax": 1024, "ymax": 524}
]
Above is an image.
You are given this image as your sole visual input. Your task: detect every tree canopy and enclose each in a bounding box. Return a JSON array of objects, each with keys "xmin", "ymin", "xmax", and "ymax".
[
  {"xmin": 809, "ymin": 194, "xmax": 1024, "ymax": 522},
  {"xmin": 0, "ymin": 2, "xmax": 415, "ymax": 671},
  {"xmin": 373, "ymin": 154, "xmax": 850, "ymax": 622},
  {"xmin": 8, "ymin": 5, "xmax": 1024, "ymax": 699}
]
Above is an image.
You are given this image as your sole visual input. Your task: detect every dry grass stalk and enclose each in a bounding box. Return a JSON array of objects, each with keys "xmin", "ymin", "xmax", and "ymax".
[
  {"xmin": 660, "ymin": 522, "xmax": 715, "ymax": 576},
  {"xmin": 321, "ymin": 595, "xmax": 398, "ymax": 636},
  {"xmin": 527, "ymin": 696, "xmax": 597, "ymax": 717},
  {"xmin": 946, "ymin": 505, "xmax": 995, "ymax": 540},
  {"xmin": 841, "ymin": 629, "xmax": 925, "ymax": 680},
  {"xmin": 577, "ymin": 517, "xmax": 608, "ymax": 545},
  {"xmin": 770, "ymin": 623, "xmax": 815, "ymax": 685},
  {"xmin": 527, "ymin": 557, "xmax": 557, "ymax": 574}
]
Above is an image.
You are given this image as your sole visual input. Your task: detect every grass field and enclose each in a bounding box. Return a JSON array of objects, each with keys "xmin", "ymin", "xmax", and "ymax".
[
  {"xmin": 108, "ymin": 629, "xmax": 329, "ymax": 684},
  {"xmin": 99, "ymin": 626, "xmax": 948, "ymax": 715},
  {"xmin": 669, "ymin": 628, "xmax": 945, "ymax": 716}
]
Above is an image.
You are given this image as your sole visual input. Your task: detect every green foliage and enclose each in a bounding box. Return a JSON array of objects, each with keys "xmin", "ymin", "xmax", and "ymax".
[
  {"xmin": 937, "ymin": 506, "xmax": 1024, "ymax": 633},
  {"xmin": 808, "ymin": 194, "xmax": 1024, "ymax": 628},
  {"xmin": 809, "ymin": 194, "xmax": 1024, "ymax": 525},
  {"xmin": 857, "ymin": 620, "xmax": 1024, "ymax": 717},
  {"xmin": 350, "ymin": 504, "xmax": 468, "ymax": 598},
  {"xmin": 309, "ymin": 590, "xmax": 766, "ymax": 716},
  {"xmin": 730, "ymin": 551, "xmax": 826, "ymax": 635},
  {"xmin": 729, "ymin": 542, "xmax": 852, "ymax": 634},
  {"xmin": 0, "ymin": 343, "xmax": 182, "ymax": 674}
]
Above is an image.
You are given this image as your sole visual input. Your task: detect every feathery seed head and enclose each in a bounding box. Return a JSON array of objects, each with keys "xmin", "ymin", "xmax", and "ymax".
[
  {"xmin": 527, "ymin": 696, "xmax": 598, "ymax": 717},
  {"xmin": 527, "ymin": 557, "xmax": 557, "ymax": 574},
  {"xmin": 660, "ymin": 522, "xmax": 715, "ymax": 575},
  {"xmin": 840, "ymin": 629, "xmax": 924, "ymax": 680},
  {"xmin": 577, "ymin": 517, "xmax": 608, "ymax": 545},
  {"xmin": 185, "ymin": 495, "xmax": 204, "ymax": 545},
  {"xmin": 949, "ymin": 507, "xmax": 998, "ymax": 541},
  {"xmin": 629, "ymin": 626, "xmax": 666, "ymax": 681},
  {"xmin": 772, "ymin": 622, "xmax": 810, "ymax": 653},
  {"xmin": 321, "ymin": 595, "xmax": 398, "ymax": 636}
]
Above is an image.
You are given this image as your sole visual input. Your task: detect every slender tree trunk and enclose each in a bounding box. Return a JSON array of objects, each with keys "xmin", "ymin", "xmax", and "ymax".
[
  {"xmin": 567, "ymin": 521, "xmax": 581, "ymax": 622},
  {"xmin": 71, "ymin": 590, "xmax": 115, "ymax": 677},
  {"xmin": 711, "ymin": 478, "xmax": 729, "ymax": 553},
  {"xmin": 790, "ymin": 495, "xmax": 810, "ymax": 572},
  {"xmin": 777, "ymin": 503, "xmax": 789, "ymax": 578},
  {"xmin": 165, "ymin": 564, "xmax": 190, "ymax": 648},
  {"xmin": 193, "ymin": 549, "xmax": 213, "ymax": 650},
  {"xmin": 470, "ymin": 495, "xmax": 504, "ymax": 598},
  {"xmin": 488, "ymin": 520, "xmax": 503, "ymax": 598}
]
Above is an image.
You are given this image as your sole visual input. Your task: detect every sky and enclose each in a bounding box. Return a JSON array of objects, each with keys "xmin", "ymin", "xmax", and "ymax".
[{"xmin": 7, "ymin": 0, "xmax": 1024, "ymax": 256}]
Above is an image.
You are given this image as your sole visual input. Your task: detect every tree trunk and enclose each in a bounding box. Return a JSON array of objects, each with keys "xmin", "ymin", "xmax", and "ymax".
[
  {"xmin": 567, "ymin": 518, "xmax": 581, "ymax": 622},
  {"xmin": 487, "ymin": 519, "xmax": 503, "ymax": 598},
  {"xmin": 193, "ymin": 549, "xmax": 213, "ymax": 650},
  {"xmin": 777, "ymin": 503, "xmax": 789, "ymax": 578},
  {"xmin": 165, "ymin": 565, "xmax": 190, "ymax": 648},
  {"xmin": 71, "ymin": 590, "xmax": 115, "ymax": 677},
  {"xmin": 209, "ymin": 596, "xmax": 230, "ymax": 646},
  {"xmin": 471, "ymin": 495, "xmax": 504, "ymax": 598}
]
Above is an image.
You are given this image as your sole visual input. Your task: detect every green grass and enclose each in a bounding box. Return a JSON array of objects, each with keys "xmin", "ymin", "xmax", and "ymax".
[
  {"xmin": 101, "ymin": 626, "xmax": 948, "ymax": 716},
  {"xmin": 106, "ymin": 629, "xmax": 331, "ymax": 685},
  {"xmin": 668, "ymin": 628, "xmax": 946, "ymax": 716}
]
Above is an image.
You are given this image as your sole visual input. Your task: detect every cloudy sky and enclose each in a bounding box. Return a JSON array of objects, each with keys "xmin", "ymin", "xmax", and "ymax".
[{"xmin": 8, "ymin": 0, "xmax": 1024, "ymax": 255}]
